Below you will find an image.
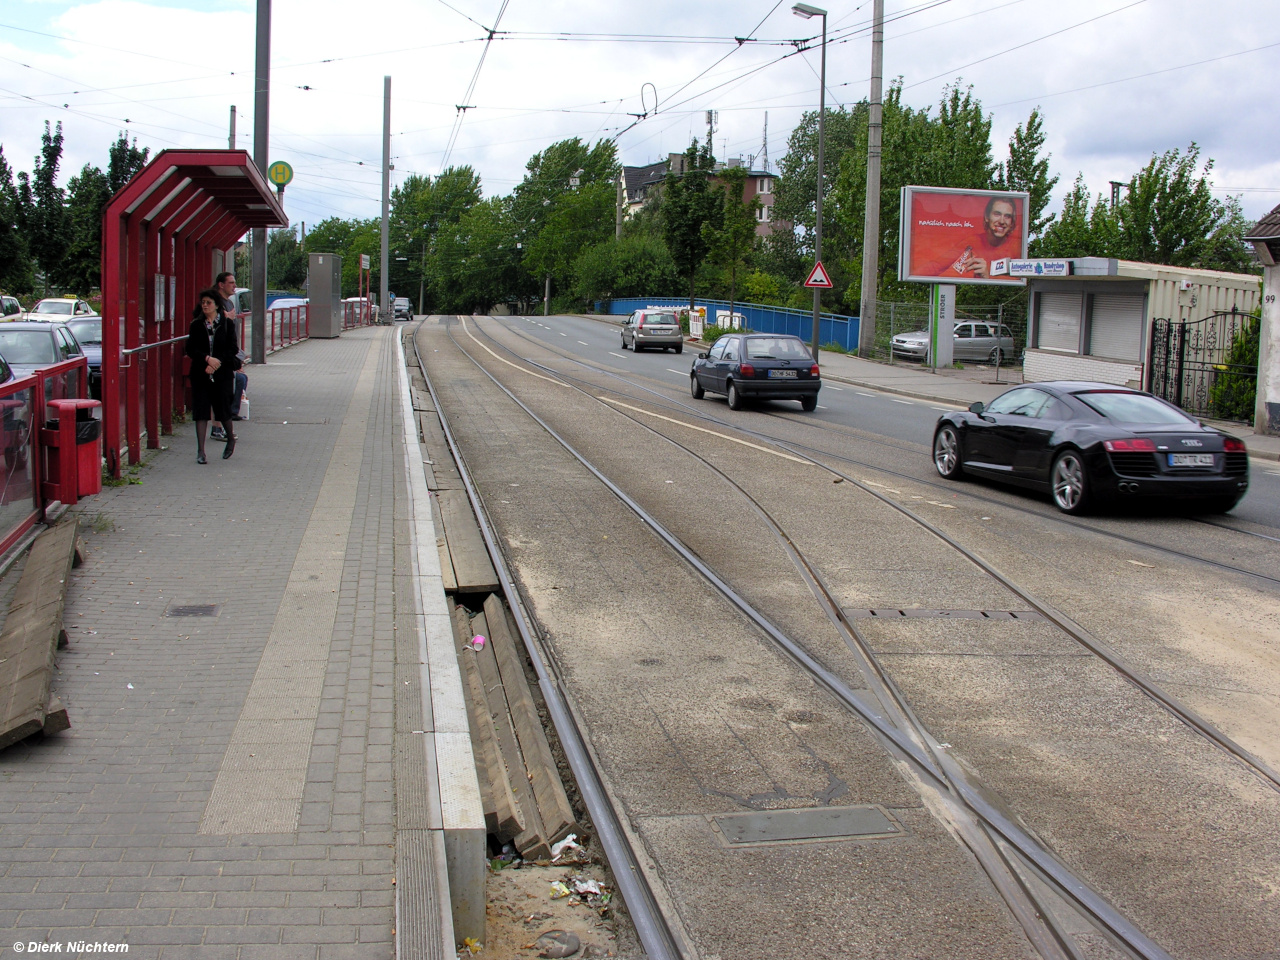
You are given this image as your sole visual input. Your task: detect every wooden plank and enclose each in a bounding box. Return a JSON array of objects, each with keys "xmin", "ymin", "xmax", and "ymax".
[
  {"xmin": 471, "ymin": 611, "xmax": 550, "ymax": 861},
  {"xmin": 416, "ymin": 409, "xmax": 462, "ymax": 490},
  {"xmin": 432, "ymin": 503, "xmax": 458, "ymax": 593},
  {"xmin": 0, "ymin": 520, "xmax": 78, "ymax": 751},
  {"xmin": 436, "ymin": 491, "xmax": 499, "ymax": 594},
  {"xmin": 415, "ymin": 434, "xmax": 439, "ymax": 490},
  {"xmin": 484, "ymin": 595, "xmax": 577, "ymax": 844},
  {"xmin": 450, "ymin": 602, "xmax": 522, "ymax": 842}
]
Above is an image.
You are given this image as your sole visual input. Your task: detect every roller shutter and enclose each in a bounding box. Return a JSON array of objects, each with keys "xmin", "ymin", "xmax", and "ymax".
[
  {"xmin": 1037, "ymin": 292, "xmax": 1082, "ymax": 352},
  {"xmin": 1088, "ymin": 294, "xmax": 1144, "ymax": 361}
]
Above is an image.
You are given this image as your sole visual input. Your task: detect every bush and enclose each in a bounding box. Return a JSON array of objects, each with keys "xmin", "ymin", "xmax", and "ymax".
[
  {"xmin": 700, "ymin": 323, "xmax": 749, "ymax": 344},
  {"xmin": 1209, "ymin": 315, "xmax": 1260, "ymax": 421}
]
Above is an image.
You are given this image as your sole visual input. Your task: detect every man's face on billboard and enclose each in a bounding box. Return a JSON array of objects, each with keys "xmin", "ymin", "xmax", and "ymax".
[{"xmin": 986, "ymin": 200, "xmax": 1016, "ymax": 241}]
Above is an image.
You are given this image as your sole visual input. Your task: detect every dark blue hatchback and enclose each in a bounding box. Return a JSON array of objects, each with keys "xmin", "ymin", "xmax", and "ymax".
[{"xmin": 690, "ymin": 334, "xmax": 821, "ymax": 412}]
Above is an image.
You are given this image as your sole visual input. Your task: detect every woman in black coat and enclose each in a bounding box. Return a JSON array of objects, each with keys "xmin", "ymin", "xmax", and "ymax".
[{"xmin": 185, "ymin": 289, "xmax": 242, "ymax": 464}]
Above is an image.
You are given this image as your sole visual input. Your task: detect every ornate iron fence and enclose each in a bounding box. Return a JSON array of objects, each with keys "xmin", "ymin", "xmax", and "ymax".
[{"xmin": 1149, "ymin": 310, "xmax": 1258, "ymax": 421}]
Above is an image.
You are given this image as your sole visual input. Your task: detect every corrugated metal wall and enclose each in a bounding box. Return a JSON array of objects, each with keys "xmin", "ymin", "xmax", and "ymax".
[{"xmin": 1147, "ymin": 276, "xmax": 1260, "ymax": 323}]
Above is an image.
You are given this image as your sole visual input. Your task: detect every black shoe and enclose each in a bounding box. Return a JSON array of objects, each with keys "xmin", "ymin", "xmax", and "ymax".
[
  {"xmin": 210, "ymin": 428, "xmax": 227, "ymax": 441},
  {"xmin": 222, "ymin": 436, "xmax": 236, "ymax": 459},
  {"xmin": 231, "ymin": 415, "xmax": 244, "ymax": 421},
  {"xmin": 197, "ymin": 453, "xmax": 207, "ymax": 464}
]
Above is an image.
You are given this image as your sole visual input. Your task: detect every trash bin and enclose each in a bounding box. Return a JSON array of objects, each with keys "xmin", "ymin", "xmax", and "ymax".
[{"xmin": 42, "ymin": 398, "xmax": 102, "ymax": 505}]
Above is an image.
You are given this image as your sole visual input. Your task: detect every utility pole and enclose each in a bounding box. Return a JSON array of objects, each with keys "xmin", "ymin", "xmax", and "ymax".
[
  {"xmin": 380, "ymin": 75, "xmax": 391, "ymax": 323},
  {"xmin": 857, "ymin": 0, "xmax": 884, "ymax": 358},
  {"xmin": 250, "ymin": 0, "xmax": 270, "ymax": 365},
  {"xmin": 228, "ymin": 105, "xmax": 236, "ymax": 149},
  {"xmin": 616, "ymin": 168, "xmax": 624, "ymax": 240}
]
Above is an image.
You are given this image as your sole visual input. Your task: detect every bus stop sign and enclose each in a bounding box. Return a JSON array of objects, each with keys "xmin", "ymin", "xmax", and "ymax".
[{"xmin": 267, "ymin": 161, "xmax": 294, "ymax": 187}]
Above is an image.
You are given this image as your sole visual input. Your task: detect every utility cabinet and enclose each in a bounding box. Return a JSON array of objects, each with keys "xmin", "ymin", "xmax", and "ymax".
[{"xmin": 308, "ymin": 253, "xmax": 343, "ymax": 339}]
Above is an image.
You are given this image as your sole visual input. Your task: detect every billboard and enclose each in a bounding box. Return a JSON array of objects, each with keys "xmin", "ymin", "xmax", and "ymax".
[{"xmin": 898, "ymin": 186, "xmax": 1030, "ymax": 286}]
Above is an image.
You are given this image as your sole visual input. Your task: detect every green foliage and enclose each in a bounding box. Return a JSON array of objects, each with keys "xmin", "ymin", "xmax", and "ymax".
[
  {"xmin": 700, "ymin": 323, "xmax": 747, "ymax": 344},
  {"xmin": 1037, "ymin": 144, "xmax": 1258, "ymax": 273},
  {"xmin": 434, "ymin": 197, "xmax": 524, "ymax": 313},
  {"xmin": 106, "ymin": 132, "xmax": 149, "ymax": 196},
  {"xmin": 267, "ymin": 226, "xmax": 307, "ymax": 290},
  {"xmin": 304, "ymin": 217, "xmax": 382, "ymax": 296},
  {"xmin": 572, "ymin": 234, "xmax": 681, "ymax": 303},
  {"xmin": 663, "ymin": 141, "xmax": 722, "ymax": 309},
  {"xmin": 63, "ymin": 164, "xmax": 112, "ymax": 294},
  {"xmin": 701, "ymin": 166, "xmax": 759, "ymax": 312},
  {"xmin": 0, "ymin": 146, "xmax": 33, "ymax": 295},
  {"xmin": 741, "ymin": 270, "xmax": 788, "ymax": 306},
  {"xmin": 389, "ymin": 166, "xmax": 482, "ymax": 309},
  {"xmin": 21, "ymin": 122, "xmax": 70, "ymax": 293},
  {"xmin": 995, "ymin": 108, "xmax": 1058, "ymax": 239},
  {"xmin": 1209, "ymin": 315, "xmax": 1260, "ymax": 421}
]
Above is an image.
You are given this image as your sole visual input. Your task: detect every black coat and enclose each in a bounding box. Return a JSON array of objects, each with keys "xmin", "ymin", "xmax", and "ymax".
[{"xmin": 186, "ymin": 315, "xmax": 241, "ymax": 385}]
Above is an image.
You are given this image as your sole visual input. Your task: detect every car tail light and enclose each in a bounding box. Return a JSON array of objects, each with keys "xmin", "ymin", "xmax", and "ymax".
[
  {"xmin": 1103, "ymin": 438, "xmax": 1157, "ymax": 452},
  {"xmin": 739, "ymin": 363, "xmax": 756, "ymax": 377},
  {"xmin": 1223, "ymin": 438, "xmax": 1246, "ymax": 453},
  {"xmin": 810, "ymin": 364, "xmax": 820, "ymax": 378}
]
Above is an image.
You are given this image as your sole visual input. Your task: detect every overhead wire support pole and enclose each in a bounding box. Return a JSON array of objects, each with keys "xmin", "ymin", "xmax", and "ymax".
[
  {"xmin": 251, "ymin": 0, "xmax": 270, "ymax": 366},
  {"xmin": 381, "ymin": 75, "xmax": 391, "ymax": 324},
  {"xmin": 793, "ymin": 4, "xmax": 827, "ymax": 362},
  {"xmin": 858, "ymin": 0, "xmax": 884, "ymax": 358}
]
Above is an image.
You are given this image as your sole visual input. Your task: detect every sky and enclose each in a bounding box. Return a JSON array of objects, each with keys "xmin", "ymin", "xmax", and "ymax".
[{"xmin": 1, "ymin": 0, "xmax": 1278, "ymax": 234}]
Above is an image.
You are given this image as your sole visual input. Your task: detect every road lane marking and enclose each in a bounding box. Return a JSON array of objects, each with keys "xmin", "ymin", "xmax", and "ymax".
[
  {"xmin": 817, "ymin": 405, "xmax": 829, "ymax": 409},
  {"xmin": 825, "ymin": 385, "xmax": 843, "ymax": 391},
  {"xmin": 560, "ymin": 332, "xmax": 567, "ymax": 336},
  {"xmin": 608, "ymin": 352, "xmax": 627, "ymax": 359},
  {"xmin": 578, "ymin": 340, "xmax": 590, "ymax": 346},
  {"xmin": 600, "ymin": 397, "xmax": 810, "ymax": 464},
  {"xmin": 890, "ymin": 398, "xmax": 913, "ymax": 404},
  {"xmin": 857, "ymin": 392, "xmax": 875, "ymax": 398},
  {"xmin": 461, "ymin": 317, "xmax": 567, "ymax": 387},
  {"xmin": 667, "ymin": 369, "xmax": 687, "ymax": 375}
]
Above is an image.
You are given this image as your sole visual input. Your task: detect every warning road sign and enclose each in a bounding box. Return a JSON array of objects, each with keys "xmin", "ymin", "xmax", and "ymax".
[{"xmin": 804, "ymin": 261, "xmax": 833, "ymax": 288}]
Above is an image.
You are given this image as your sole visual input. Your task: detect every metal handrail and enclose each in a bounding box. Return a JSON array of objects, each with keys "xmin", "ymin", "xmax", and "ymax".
[{"xmin": 122, "ymin": 334, "xmax": 188, "ymax": 356}]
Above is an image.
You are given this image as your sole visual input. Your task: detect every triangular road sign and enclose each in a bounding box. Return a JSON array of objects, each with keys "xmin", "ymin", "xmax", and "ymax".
[{"xmin": 804, "ymin": 261, "xmax": 833, "ymax": 288}]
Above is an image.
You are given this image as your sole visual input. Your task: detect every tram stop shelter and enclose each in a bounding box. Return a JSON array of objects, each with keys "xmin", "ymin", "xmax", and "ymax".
[
  {"xmin": 100, "ymin": 149, "xmax": 288, "ymax": 475},
  {"xmin": 1020, "ymin": 258, "xmax": 1261, "ymax": 419}
]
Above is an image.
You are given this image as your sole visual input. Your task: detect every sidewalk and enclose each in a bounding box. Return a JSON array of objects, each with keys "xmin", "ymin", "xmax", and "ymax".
[{"xmin": 0, "ymin": 325, "xmax": 458, "ymax": 958}]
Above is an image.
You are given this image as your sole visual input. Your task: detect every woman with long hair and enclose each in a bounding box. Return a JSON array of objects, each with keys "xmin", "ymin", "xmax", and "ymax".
[{"xmin": 185, "ymin": 288, "xmax": 242, "ymax": 464}]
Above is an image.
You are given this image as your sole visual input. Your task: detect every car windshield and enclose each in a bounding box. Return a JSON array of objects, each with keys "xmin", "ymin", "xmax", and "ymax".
[
  {"xmin": 745, "ymin": 337, "xmax": 811, "ymax": 360},
  {"xmin": 1075, "ymin": 390, "xmax": 1194, "ymax": 424},
  {"xmin": 34, "ymin": 301, "xmax": 73, "ymax": 315},
  {"xmin": 66, "ymin": 319, "xmax": 102, "ymax": 344},
  {"xmin": 643, "ymin": 313, "xmax": 677, "ymax": 325},
  {"xmin": 0, "ymin": 330, "xmax": 55, "ymax": 364}
]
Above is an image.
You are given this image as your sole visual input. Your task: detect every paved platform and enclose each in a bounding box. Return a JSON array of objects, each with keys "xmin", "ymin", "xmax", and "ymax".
[{"xmin": 0, "ymin": 325, "xmax": 460, "ymax": 959}]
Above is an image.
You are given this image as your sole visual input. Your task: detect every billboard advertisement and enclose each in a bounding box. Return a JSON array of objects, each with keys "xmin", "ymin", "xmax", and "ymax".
[{"xmin": 898, "ymin": 186, "xmax": 1030, "ymax": 286}]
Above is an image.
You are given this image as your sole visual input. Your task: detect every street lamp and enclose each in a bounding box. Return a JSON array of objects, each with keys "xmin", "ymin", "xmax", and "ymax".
[{"xmin": 793, "ymin": 2, "xmax": 826, "ymax": 362}]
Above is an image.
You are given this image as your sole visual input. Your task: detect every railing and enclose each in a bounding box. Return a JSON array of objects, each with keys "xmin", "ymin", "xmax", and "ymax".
[
  {"xmin": 343, "ymin": 301, "xmax": 376, "ymax": 329},
  {"xmin": 0, "ymin": 357, "xmax": 92, "ymax": 556},
  {"xmin": 237, "ymin": 305, "xmax": 310, "ymax": 355},
  {"xmin": 597, "ymin": 297, "xmax": 861, "ymax": 352}
]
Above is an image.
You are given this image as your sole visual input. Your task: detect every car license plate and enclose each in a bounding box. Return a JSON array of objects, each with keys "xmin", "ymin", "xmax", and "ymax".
[
  {"xmin": 767, "ymin": 369, "xmax": 797, "ymax": 378},
  {"xmin": 1169, "ymin": 453, "xmax": 1214, "ymax": 467}
]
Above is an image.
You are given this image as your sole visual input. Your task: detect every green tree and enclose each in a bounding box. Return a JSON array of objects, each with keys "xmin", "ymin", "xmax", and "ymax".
[
  {"xmin": 434, "ymin": 196, "xmax": 524, "ymax": 313},
  {"xmin": 702, "ymin": 166, "xmax": 759, "ymax": 319},
  {"xmin": 0, "ymin": 146, "xmax": 34, "ymax": 295},
  {"xmin": 390, "ymin": 166, "xmax": 482, "ymax": 310},
  {"xmin": 63, "ymin": 164, "xmax": 111, "ymax": 294},
  {"xmin": 995, "ymin": 108, "xmax": 1058, "ymax": 241},
  {"xmin": 267, "ymin": 226, "xmax": 307, "ymax": 290},
  {"xmin": 106, "ymin": 131, "xmax": 149, "ymax": 195},
  {"xmin": 663, "ymin": 140, "xmax": 722, "ymax": 311},
  {"xmin": 1209, "ymin": 314, "xmax": 1260, "ymax": 420},
  {"xmin": 572, "ymin": 234, "xmax": 681, "ymax": 303},
  {"xmin": 20, "ymin": 122, "xmax": 70, "ymax": 293}
]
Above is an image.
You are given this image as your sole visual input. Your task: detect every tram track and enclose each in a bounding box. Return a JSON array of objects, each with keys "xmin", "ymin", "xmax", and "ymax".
[
  {"xmin": 416, "ymin": 316, "xmax": 1228, "ymax": 960},
  {"xmin": 416, "ymin": 315, "xmax": 1280, "ymax": 959},
  {"xmin": 494, "ymin": 315, "xmax": 1280, "ymax": 583}
]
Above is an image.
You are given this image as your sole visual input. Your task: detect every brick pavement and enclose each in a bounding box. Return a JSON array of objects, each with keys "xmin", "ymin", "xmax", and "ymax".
[{"xmin": 0, "ymin": 325, "xmax": 430, "ymax": 959}]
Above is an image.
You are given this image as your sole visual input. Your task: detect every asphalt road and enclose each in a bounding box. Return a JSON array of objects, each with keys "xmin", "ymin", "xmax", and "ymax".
[{"xmin": 508, "ymin": 312, "xmax": 1280, "ymax": 532}]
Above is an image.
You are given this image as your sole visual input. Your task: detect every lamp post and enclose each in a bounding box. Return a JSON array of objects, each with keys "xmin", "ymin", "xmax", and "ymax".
[{"xmin": 793, "ymin": 2, "xmax": 826, "ymax": 361}]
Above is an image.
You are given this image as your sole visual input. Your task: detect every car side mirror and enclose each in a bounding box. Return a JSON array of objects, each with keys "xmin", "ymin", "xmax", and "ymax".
[
  {"xmin": 968, "ymin": 401, "xmax": 984, "ymax": 415},
  {"xmin": 698, "ymin": 352, "xmax": 708, "ymax": 360}
]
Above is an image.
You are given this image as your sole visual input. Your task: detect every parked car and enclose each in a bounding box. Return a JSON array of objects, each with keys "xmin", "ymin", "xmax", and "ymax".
[
  {"xmin": 620, "ymin": 309, "xmax": 683, "ymax": 353},
  {"xmin": 0, "ymin": 321, "xmax": 85, "ymax": 377},
  {"xmin": 268, "ymin": 298, "xmax": 308, "ymax": 311},
  {"xmin": 932, "ymin": 382, "xmax": 1250, "ymax": 514},
  {"xmin": 892, "ymin": 321, "xmax": 1017, "ymax": 364},
  {"xmin": 25, "ymin": 298, "xmax": 96, "ymax": 320},
  {"xmin": 64, "ymin": 317, "xmax": 103, "ymax": 399},
  {"xmin": 690, "ymin": 333, "xmax": 821, "ymax": 411},
  {"xmin": 393, "ymin": 297, "xmax": 412, "ymax": 320},
  {"xmin": 1, "ymin": 296, "xmax": 21, "ymax": 320}
]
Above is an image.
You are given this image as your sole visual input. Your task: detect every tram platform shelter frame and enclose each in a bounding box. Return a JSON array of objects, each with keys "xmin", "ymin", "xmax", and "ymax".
[{"xmin": 100, "ymin": 149, "xmax": 288, "ymax": 476}]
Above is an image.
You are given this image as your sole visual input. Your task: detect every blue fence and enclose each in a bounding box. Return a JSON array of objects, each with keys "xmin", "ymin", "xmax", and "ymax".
[{"xmin": 597, "ymin": 297, "xmax": 861, "ymax": 353}]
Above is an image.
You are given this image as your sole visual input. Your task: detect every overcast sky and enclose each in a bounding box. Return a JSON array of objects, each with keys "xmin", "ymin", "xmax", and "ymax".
[{"xmin": 2, "ymin": 0, "xmax": 1277, "ymax": 233}]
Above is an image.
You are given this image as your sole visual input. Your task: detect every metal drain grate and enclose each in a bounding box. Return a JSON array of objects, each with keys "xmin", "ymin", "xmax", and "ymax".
[
  {"xmin": 711, "ymin": 805, "xmax": 901, "ymax": 847},
  {"xmin": 844, "ymin": 608, "xmax": 1046, "ymax": 621},
  {"xmin": 165, "ymin": 603, "xmax": 220, "ymax": 618}
]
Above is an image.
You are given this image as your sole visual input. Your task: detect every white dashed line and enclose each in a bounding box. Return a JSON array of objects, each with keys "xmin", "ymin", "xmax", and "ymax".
[
  {"xmin": 816, "ymin": 405, "xmax": 829, "ymax": 410},
  {"xmin": 560, "ymin": 332, "xmax": 567, "ymax": 336},
  {"xmin": 825, "ymin": 385, "xmax": 843, "ymax": 391},
  {"xmin": 608, "ymin": 352, "xmax": 627, "ymax": 359},
  {"xmin": 856, "ymin": 392, "xmax": 875, "ymax": 398},
  {"xmin": 578, "ymin": 340, "xmax": 589, "ymax": 346},
  {"xmin": 667, "ymin": 369, "xmax": 688, "ymax": 375},
  {"xmin": 890, "ymin": 398, "xmax": 913, "ymax": 405}
]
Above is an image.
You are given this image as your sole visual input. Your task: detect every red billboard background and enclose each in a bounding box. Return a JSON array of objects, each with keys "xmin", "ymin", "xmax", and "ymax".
[{"xmin": 900, "ymin": 187, "xmax": 1029, "ymax": 285}]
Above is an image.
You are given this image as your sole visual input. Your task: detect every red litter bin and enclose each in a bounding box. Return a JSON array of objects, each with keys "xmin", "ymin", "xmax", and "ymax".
[{"xmin": 42, "ymin": 398, "xmax": 103, "ymax": 505}]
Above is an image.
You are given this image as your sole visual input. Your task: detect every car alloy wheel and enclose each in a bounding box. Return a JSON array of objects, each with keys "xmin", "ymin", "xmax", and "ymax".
[
  {"xmin": 690, "ymin": 374, "xmax": 705, "ymax": 399},
  {"xmin": 1051, "ymin": 450, "xmax": 1089, "ymax": 513},
  {"xmin": 988, "ymin": 347, "xmax": 1004, "ymax": 364},
  {"xmin": 933, "ymin": 425, "xmax": 963, "ymax": 479}
]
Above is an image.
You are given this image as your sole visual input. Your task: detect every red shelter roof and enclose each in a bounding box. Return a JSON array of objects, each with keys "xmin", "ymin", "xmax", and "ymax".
[{"xmin": 100, "ymin": 150, "xmax": 288, "ymax": 474}]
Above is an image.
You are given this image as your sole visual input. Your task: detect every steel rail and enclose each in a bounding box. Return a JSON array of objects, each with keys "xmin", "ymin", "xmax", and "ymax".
[
  {"xmin": 438, "ymin": 316, "xmax": 1176, "ymax": 960},
  {"xmin": 406, "ymin": 323, "xmax": 686, "ymax": 960},
  {"xmin": 483, "ymin": 324, "xmax": 1280, "ymax": 795}
]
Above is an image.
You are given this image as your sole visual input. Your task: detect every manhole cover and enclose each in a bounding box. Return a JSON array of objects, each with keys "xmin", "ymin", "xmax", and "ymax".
[
  {"xmin": 711, "ymin": 804, "xmax": 901, "ymax": 846},
  {"xmin": 165, "ymin": 603, "xmax": 220, "ymax": 618}
]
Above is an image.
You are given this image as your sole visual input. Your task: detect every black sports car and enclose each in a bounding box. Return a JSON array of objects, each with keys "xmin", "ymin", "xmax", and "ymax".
[
  {"xmin": 690, "ymin": 333, "xmax": 821, "ymax": 411},
  {"xmin": 931, "ymin": 381, "xmax": 1249, "ymax": 514}
]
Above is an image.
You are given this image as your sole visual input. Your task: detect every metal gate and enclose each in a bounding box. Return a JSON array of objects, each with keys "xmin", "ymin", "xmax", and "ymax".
[{"xmin": 1149, "ymin": 309, "xmax": 1258, "ymax": 421}]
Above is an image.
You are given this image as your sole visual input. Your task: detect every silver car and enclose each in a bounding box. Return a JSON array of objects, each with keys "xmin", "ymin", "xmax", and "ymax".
[
  {"xmin": 620, "ymin": 309, "xmax": 684, "ymax": 353},
  {"xmin": 891, "ymin": 321, "xmax": 1017, "ymax": 364}
]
